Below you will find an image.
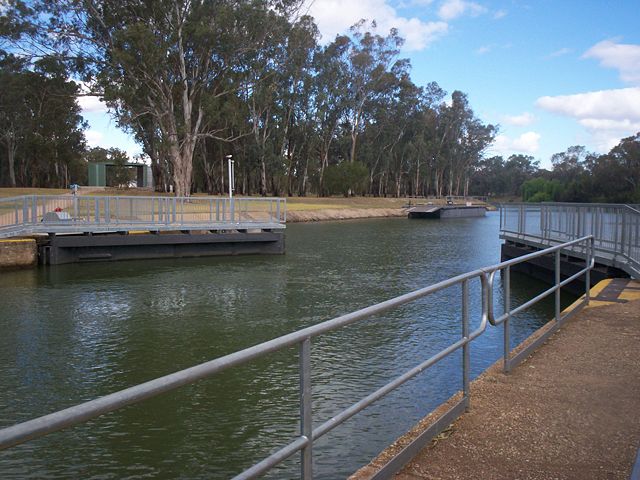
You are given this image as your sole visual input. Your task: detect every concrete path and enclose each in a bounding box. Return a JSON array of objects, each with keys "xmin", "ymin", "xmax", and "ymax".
[{"xmin": 353, "ymin": 279, "xmax": 640, "ymax": 480}]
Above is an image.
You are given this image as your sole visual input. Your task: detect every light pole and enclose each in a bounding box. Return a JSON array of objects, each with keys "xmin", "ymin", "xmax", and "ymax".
[{"xmin": 226, "ymin": 155, "xmax": 235, "ymax": 222}]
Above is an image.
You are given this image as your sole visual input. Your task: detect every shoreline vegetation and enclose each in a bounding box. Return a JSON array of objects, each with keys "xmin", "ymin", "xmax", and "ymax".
[{"xmin": 0, "ymin": 187, "xmax": 494, "ymax": 223}]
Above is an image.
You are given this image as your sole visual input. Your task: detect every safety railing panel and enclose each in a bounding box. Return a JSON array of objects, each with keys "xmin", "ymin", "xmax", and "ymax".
[
  {"xmin": 0, "ymin": 195, "xmax": 286, "ymax": 236},
  {"xmin": 500, "ymin": 203, "xmax": 640, "ymax": 278},
  {"xmin": 0, "ymin": 236, "xmax": 594, "ymax": 479}
]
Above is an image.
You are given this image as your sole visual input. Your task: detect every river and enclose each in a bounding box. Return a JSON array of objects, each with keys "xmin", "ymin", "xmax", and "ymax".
[{"xmin": 0, "ymin": 212, "xmax": 574, "ymax": 478}]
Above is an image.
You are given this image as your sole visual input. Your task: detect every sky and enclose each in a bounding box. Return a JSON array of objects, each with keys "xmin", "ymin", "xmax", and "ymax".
[{"xmin": 80, "ymin": 0, "xmax": 640, "ymax": 169}]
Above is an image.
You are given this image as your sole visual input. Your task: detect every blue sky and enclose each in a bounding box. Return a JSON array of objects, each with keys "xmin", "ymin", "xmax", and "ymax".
[{"xmin": 81, "ymin": 0, "xmax": 640, "ymax": 169}]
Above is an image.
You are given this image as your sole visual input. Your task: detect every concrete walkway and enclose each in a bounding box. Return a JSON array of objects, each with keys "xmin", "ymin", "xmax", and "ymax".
[{"xmin": 353, "ymin": 279, "xmax": 640, "ymax": 480}]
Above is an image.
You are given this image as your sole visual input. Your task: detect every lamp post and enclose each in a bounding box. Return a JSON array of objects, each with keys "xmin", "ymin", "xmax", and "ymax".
[{"xmin": 226, "ymin": 155, "xmax": 235, "ymax": 222}]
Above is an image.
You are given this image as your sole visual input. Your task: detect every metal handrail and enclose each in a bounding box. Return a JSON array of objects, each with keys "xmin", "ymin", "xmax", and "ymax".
[
  {"xmin": 499, "ymin": 202, "xmax": 639, "ymax": 279},
  {"xmin": 0, "ymin": 236, "xmax": 594, "ymax": 479},
  {"xmin": 0, "ymin": 195, "xmax": 287, "ymax": 238}
]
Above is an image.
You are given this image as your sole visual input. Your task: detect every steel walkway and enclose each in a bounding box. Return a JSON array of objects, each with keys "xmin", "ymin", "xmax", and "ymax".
[
  {"xmin": 500, "ymin": 203, "xmax": 640, "ymax": 279},
  {"xmin": 0, "ymin": 195, "xmax": 286, "ymax": 239}
]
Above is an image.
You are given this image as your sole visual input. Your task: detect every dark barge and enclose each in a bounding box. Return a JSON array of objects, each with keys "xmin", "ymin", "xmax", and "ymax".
[{"xmin": 408, "ymin": 205, "xmax": 487, "ymax": 219}]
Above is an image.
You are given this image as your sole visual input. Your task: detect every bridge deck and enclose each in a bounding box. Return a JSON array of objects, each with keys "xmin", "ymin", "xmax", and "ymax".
[
  {"xmin": 0, "ymin": 194, "xmax": 286, "ymax": 239},
  {"xmin": 353, "ymin": 279, "xmax": 640, "ymax": 480},
  {"xmin": 0, "ymin": 221, "xmax": 285, "ymax": 239}
]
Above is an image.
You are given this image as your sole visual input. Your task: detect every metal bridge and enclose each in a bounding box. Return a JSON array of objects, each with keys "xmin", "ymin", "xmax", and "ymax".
[
  {"xmin": 0, "ymin": 194, "xmax": 286, "ymax": 238},
  {"xmin": 500, "ymin": 203, "xmax": 640, "ymax": 279}
]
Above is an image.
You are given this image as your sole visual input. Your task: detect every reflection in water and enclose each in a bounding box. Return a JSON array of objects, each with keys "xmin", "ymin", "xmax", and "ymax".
[{"xmin": 0, "ymin": 213, "xmax": 575, "ymax": 478}]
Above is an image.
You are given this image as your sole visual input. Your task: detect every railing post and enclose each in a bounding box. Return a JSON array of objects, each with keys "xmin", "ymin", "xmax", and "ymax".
[
  {"xmin": 462, "ymin": 280, "xmax": 470, "ymax": 408},
  {"xmin": 503, "ymin": 266, "xmax": 511, "ymax": 373},
  {"xmin": 22, "ymin": 196, "xmax": 28, "ymax": 225},
  {"xmin": 300, "ymin": 338, "xmax": 313, "ymax": 479},
  {"xmin": 613, "ymin": 207, "xmax": 619, "ymax": 258},
  {"xmin": 555, "ymin": 250, "xmax": 561, "ymax": 323},
  {"xmin": 585, "ymin": 238, "xmax": 592, "ymax": 304},
  {"xmin": 31, "ymin": 195, "xmax": 37, "ymax": 224},
  {"xmin": 276, "ymin": 200, "xmax": 281, "ymax": 223},
  {"xmin": 619, "ymin": 209, "xmax": 627, "ymax": 259},
  {"xmin": 229, "ymin": 197, "xmax": 235, "ymax": 223}
]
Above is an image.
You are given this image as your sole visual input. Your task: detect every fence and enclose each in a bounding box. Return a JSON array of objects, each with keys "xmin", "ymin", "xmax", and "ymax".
[
  {"xmin": 0, "ymin": 195, "xmax": 286, "ymax": 238},
  {"xmin": 500, "ymin": 202, "xmax": 640, "ymax": 278},
  {"xmin": 0, "ymin": 236, "xmax": 594, "ymax": 479}
]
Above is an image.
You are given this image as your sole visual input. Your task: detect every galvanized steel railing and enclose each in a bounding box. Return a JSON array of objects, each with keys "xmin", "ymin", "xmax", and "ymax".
[
  {"xmin": 0, "ymin": 195, "xmax": 287, "ymax": 238},
  {"xmin": 0, "ymin": 236, "xmax": 594, "ymax": 479},
  {"xmin": 500, "ymin": 202, "xmax": 640, "ymax": 278}
]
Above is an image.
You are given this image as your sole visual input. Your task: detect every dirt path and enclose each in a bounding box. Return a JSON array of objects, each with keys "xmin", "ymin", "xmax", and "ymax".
[{"xmin": 353, "ymin": 281, "xmax": 640, "ymax": 480}]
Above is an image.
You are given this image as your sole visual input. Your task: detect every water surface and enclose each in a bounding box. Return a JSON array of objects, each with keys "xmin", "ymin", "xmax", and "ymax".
[{"xmin": 0, "ymin": 213, "xmax": 574, "ymax": 478}]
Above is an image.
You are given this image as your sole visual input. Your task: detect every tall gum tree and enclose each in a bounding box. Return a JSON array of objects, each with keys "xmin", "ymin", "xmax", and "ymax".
[
  {"xmin": 15, "ymin": 0, "xmax": 300, "ymax": 196},
  {"xmin": 344, "ymin": 20, "xmax": 404, "ymax": 165}
]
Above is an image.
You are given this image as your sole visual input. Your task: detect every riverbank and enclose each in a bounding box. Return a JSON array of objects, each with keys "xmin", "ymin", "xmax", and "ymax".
[
  {"xmin": 286, "ymin": 196, "xmax": 492, "ymax": 222},
  {"xmin": 286, "ymin": 207, "xmax": 406, "ymax": 222}
]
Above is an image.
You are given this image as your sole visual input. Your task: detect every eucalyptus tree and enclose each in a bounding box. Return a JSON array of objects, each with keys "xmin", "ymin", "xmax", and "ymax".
[
  {"xmin": 363, "ymin": 72, "xmax": 421, "ymax": 197},
  {"xmin": 0, "ymin": 55, "xmax": 25, "ymax": 186},
  {"xmin": 401, "ymin": 81, "xmax": 446, "ymax": 196},
  {"xmin": 343, "ymin": 21, "xmax": 405, "ymax": 164},
  {"xmin": 0, "ymin": 54, "xmax": 86, "ymax": 187},
  {"xmin": 455, "ymin": 117, "xmax": 496, "ymax": 196},
  {"xmin": 276, "ymin": 16, "xmax": 318, "ymax": 196},
  {"xmin": 8, "ymin": 0, "xmax": 302, "ymax": 196},
  {"xmin": 311, "ymin": 35, "xmax": 350, "ymax": 192}
]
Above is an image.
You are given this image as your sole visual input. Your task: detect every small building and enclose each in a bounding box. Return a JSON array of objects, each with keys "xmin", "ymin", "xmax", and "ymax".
[{"xmin": 88, "ymin": 162, "xmax": 153, "ymax": 188}]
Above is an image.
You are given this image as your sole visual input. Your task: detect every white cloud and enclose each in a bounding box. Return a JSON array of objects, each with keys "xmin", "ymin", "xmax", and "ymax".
[
  {"xmin": 547, "ymin": 47, "xmax": 572, "ymax": 58},
  {"xmin": 78, "ymin": 95, "xmax": 107, "ymax": 114},
  {"xmin": 305, "ymin": 0, "xmax": 448, "ymax": 51},
  {"xmin": 491, "ymin": 131, "xmax": 541, "ymax": 155},
  {"xmin": 503, "ymin": 112, "xmax": 535, "ymax": 126},
  {"xmin": 476, "ymin": 45, "xmax": 491, "ymax": 55},
  {"xmin": 579, "ymin": 118, "xmax": 640, "ymax": 151},
  {"xmin": 583, "ymin": 39, "xmax": 640, "ymax": 85},
  {"xmin": 536, "ymin": 88, "xmax": 640, "ymax": 122},
  {"xmin": 438, "ymin": 0, "xmax": 486, "ymax": 21},
  {"xmin": 75, "ymin": 80, "xmax": 108, "ymax": 114},
  {"xmin": 85, "ymin": 130, "xmax": 104, "ymax": 146},
  {"xmin": 536, "ymin": 87, "xmax": 640, "ymax": 152},
  {"xmin": 493, "ymin": 9, "xmax": 507, "ymax": 19}
]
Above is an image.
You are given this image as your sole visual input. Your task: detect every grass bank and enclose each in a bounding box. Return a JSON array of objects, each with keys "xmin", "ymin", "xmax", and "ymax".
[{"xmin": 0, "ymin": 187, "xmax": 491, "ymax": 221}]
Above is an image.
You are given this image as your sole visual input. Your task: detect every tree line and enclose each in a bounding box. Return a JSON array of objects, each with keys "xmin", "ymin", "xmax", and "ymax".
[
  {"xmin": 1, "ymin": 1, "xmax": 495, "ymax": 197},
  {"xmin": 469, "ymin": 135, "xmax": 640, "ymax": 203},
  {"xmin": 1, "ymin": 1, "xmax": 637, "ymax": 203}
]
